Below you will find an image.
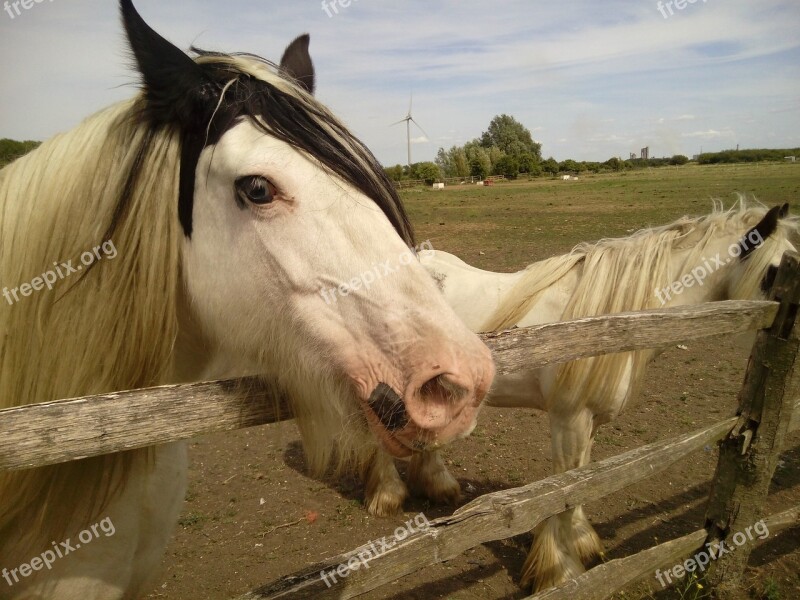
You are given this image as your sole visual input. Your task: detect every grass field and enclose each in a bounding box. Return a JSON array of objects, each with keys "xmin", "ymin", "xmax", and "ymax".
[{"xmin": 402, "ymin": 162, "xmax": 800, "ymax": 272}]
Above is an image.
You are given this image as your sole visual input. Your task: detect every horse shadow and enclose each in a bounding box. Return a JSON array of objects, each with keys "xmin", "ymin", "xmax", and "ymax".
[{"xmin": 281, "ymin": 440, "xmax": 800, "ymax": 598}]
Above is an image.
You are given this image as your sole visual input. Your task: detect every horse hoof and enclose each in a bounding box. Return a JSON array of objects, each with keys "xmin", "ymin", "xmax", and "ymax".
[
  {"xmin": 365, "ymin": 484, "xmax": 407, "ymax": 517},
  {"xmin": 407, "ymin": 452, "xmax": 461, "ymax": 505},
  {"xmin": 419, "ymin": 469, "xmax": 461, "ymax": 505}
]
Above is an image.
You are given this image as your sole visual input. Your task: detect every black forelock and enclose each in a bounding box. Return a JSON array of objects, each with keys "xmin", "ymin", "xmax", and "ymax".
[{"xmin": 172, "ymin": 50, "xmax": 414, "ymax": 244}]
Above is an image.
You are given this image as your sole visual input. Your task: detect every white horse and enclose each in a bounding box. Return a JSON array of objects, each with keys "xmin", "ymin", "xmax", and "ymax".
[
  {"xmin": 0, "ymin": 2, "xmax": 494, "ymax": 598},
  {"xmin": 367, "ymin": 200, "xmax": 796, "ymax": 591}
]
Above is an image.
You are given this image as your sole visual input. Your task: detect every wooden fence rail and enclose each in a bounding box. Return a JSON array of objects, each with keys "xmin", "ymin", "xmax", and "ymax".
[
  {"xmin": 0, "ymin": 299, "xmax": 778, "ymax": 472},
  {"xmin": 527, "ymin": 503, "xmax": 800, "ymax": 600}
]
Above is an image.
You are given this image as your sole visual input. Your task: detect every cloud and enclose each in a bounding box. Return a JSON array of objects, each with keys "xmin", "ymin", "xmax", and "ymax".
[
  {"xmin": 682, "ymin": 129, "xmax": 735, "ymax": 139},
  {"xmin": 1, "ymin": 0, "xmax": 798, "ymax": 163}
]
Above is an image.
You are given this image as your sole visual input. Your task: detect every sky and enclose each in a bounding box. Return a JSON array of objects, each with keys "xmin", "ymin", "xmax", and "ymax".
[{"xmin": 1, "ymin": 0, "xmax": 799, "ymax": 164}]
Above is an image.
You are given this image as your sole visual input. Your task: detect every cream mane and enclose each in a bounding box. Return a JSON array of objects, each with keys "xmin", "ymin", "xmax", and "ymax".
[
  {"xmin": 0, "ymin": 97, "xmax": 182, "ymax": 549},
  {"xmin": 481, "ymin": 198, "xmax": 797, "ymax": 413}
]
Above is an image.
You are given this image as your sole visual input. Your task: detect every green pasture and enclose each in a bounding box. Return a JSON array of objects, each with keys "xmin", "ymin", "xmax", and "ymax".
[{"xmin": 402, "ymin": 162, "xmax": 800, "ymax": 272}]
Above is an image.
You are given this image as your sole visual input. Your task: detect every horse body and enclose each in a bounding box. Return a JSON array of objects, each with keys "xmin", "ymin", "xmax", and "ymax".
[
  {"xmin": 0, "ymin": 3, "xmax": 494, "ymax": 597},
  {"xmin": 382, "ymin": 202, "xmax": 797, "ymax": 591}
]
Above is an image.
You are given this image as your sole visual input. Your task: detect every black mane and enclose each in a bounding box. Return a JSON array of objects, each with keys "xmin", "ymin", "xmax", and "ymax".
[
  {"xmin": 109, "ymin": 50, "xmax": 413, "ymax": 246},
  {"xmin": 176, "ymin": 51, "xmax": 413, "ymax": 243}
]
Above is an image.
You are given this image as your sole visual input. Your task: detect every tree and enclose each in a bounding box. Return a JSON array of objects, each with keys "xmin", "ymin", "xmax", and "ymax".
[
  {"xmin": 453, "ymin": 150, "xmax": 469, "ymax": 177},
  {"xmin": 384, "ymin": 164, "xmax": 404, "ymax": 181},
  {"xmin": 479, "ymin": 114, "xmax": 542, "ymax": 162},
  {"xmin": 435, "ymin": 147, "xmax": 451, "ymax": 176},
  {"xmin": 603, "ymin": 157, "xmax": 623, "ymax": 172},
  {"xmin": 410, "ymin": 161, "xmax": 442, "ymax": 185},
  {"xmin": 464, "ymin": 142, "xmax": 491, "ymax": 179},
  {"xmin": 527, "ymin": 164, "xmax": 543, "ymax": 177},
  {"xmin": 470, "ymin": 156, "xmax": 488, "ymax": 179},
  {"xmin": 669, "ymin": 154, "xmax": 689, "ymax": 165},
  {"xmin": 493, "ymin": 154, "xmax": 519, "ymax": 179},
  {"xmin": 559, "ymin": 159, "xmax": 580, "ymax": 173},
  {"xmin": 518, "ymin": 152, "xmax": 538, "ymax": 174},
  {"xmin": 0, "ymin": 138, "xmax": 41, "ymax": 168},
  {"xmin": 541, "ymin": 157, "xmax": 559, "ymax": 176},
  {"xmin": 436, "ymin": 145, "xmax": 470, "ymax": 178},
  {"xmin": 487, "ymin": 146, "xmax": 505, "ymax": 173}
]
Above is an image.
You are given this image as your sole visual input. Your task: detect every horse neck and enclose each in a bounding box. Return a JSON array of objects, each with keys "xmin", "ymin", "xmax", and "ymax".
[
  {"xmin": 427, "ymin": 257, "xmax": 526, "ymax": 332},
  {"xmin": 481, "ymin": 253, "xmax": 585, "ymax": 332}
]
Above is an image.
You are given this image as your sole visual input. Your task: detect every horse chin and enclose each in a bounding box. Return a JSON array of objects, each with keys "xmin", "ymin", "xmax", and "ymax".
[{"xmin": 359, "ymin": 401, "xmax": 414, "ymax": 459}]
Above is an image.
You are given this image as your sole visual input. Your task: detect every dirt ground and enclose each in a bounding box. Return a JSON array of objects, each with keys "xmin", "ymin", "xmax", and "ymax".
[
  {"xmin": 146, "ymin": 169, "xmax": 799, "ymax": 599},
  {"xmin": 144, "ymin": 335, "xmax": 799, "ymax": 600}
]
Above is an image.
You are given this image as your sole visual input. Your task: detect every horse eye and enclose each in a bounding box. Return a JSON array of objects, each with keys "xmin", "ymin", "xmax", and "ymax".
[{"xmin": 235, "ymin": 175, "xmax": 276, "ymax": 206}]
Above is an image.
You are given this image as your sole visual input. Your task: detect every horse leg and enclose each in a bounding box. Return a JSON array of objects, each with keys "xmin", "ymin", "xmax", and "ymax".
[
  {"xmin": 363, "ymin": 447, "xmax": 408, "ymax": 517},
  {"xmin": 407, "ymin": 450, "xmax": 461, "ymax": 505},
  {"xmin": 571, "ymin": 436, "xmax": 603, "ymax": 565},
  {"xmin": 521, "ymin": 409, "xmax": 594, "ymax": 591}
]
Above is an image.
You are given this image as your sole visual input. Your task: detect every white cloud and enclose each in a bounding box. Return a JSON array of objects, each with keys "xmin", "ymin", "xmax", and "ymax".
[
  {"xmin": 1, "ymin": 0, "xmax": 798, "ymax": 163},
  {"xmin": 682, "ymin": 129, "xmax": 735, "ymax": 139}
]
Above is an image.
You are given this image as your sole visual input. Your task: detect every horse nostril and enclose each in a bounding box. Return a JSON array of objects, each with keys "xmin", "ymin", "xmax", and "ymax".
[
  {"xmin": 418, "ymin": 374, "xmax": 468, "ymax": 407},
  {"xmin": 367, "ymin": 383, "xmax": 408, "ymax": 432}
]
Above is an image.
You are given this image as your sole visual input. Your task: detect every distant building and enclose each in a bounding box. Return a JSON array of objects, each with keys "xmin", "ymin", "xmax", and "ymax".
[
  {"xmin": 629, "ymin": 152, "xmax": 637, "ymax": 160},
  {"xmin": 640, "ymin": 146, "xmax": 649, "ymax": 160}
]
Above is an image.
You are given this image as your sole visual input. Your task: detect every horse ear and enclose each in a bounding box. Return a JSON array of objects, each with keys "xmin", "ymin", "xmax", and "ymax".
[
  {"xmin": 120, "ymin": 0, "xmax": 215, "ymax": 127},
  {"xmin": 740, "ymin": 205, "xmax": 782, "ymax": 260},
  {"xmin": 779, "ymin": 202, "xmax": 790, "ymax": 218},
  {"xmin": 280, "ymin": 34, "xmax": 315, "ymax": 94}
]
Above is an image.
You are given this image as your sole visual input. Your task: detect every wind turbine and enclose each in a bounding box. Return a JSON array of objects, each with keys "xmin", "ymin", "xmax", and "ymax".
[{"xmin": 391, "ymin": 94, "xmax": 428, "ymax": 168}]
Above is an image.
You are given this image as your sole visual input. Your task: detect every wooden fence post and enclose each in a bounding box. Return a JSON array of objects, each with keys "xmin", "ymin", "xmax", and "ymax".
[{"xmin": 703, "ymin": 252, "xmax": 800, "ymax": 597}]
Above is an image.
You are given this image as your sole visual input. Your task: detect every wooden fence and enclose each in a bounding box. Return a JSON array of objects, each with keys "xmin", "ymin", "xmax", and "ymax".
[{"xmin": 0, "ymin": 253, "xmax": 798, "ymax": 599}]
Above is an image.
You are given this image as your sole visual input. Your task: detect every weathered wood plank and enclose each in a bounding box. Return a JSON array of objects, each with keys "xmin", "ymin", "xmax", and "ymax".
[
  {"xmin": 528, "ymin": 501, "xmax": 800, "ymax": 600},
  {"xmin": 0, "ymin": 378, "xmax": 293, "ymax": 471},
  {"xmin": 704, "ymin": 253, "xmax": 800, "ymax": 597},
  {"xmin": 790, "ymin": 398, "xmax": 800, "ymax": 435},
  {"xmin": 484, "ymin": 299, "xmax": 778, "ymax": 375},
  {"xmin": 239, "ymin": 416, "xmax": 737, "ymax": 599},
  {"xmin": 0, "ymin": 300, "xmax": 776, "ymax": 471},
  {"xmin": 527, "ymin": 529, "xmax": 708, "ymax": 600},
  {"xmin": 761, "ymin": 503, "xmax": 800, "ymax": 536}
]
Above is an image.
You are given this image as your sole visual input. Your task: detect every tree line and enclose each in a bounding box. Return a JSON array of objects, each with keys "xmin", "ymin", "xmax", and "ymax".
[
  {"xmin": 381, "ymin": 114, "xmax": 799, "ymax": 185},
  {"xmin": 0, "ymin": 138, "xmax": 41, "ymax": 168},
  {"xmin": 2, "ymin": 134, "xmax": 796, "ymax": 183},
  {"xmin": 697, "ymin": 148, "xmax": 799, "ymax": 164}
]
